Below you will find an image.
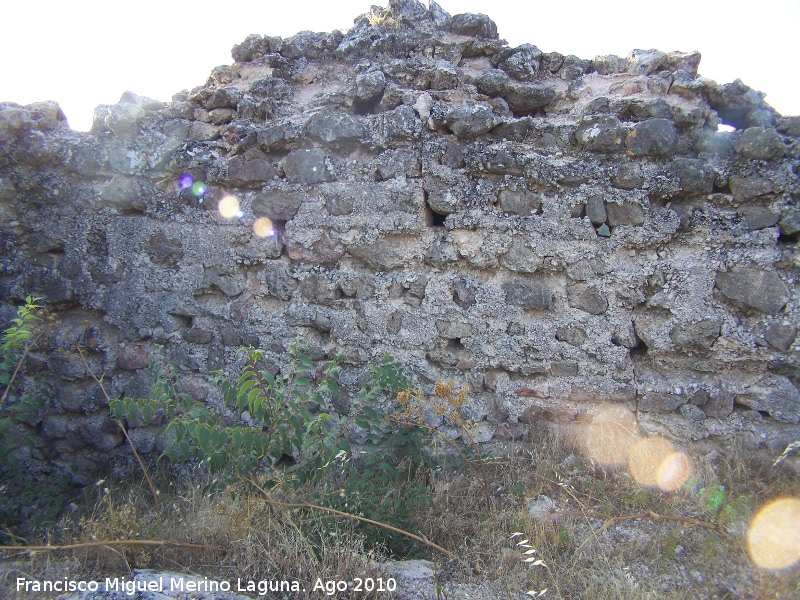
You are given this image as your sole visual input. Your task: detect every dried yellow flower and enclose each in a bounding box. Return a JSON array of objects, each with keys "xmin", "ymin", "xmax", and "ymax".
[
  {"xmin": 433, "ymin": 404, "xmax": 446, "ymax": 416},
  {"xmin": 397, "ymin": 390, "xmax": 411, "ymax": 404},
  {"xmin": 434, "ymin": 381, "xmax": 451, "ymax": 398}
]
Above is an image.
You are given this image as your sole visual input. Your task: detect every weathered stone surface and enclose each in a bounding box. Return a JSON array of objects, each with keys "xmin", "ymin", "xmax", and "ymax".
[
  {"xmin": 625, "ymin": 118, "xmax": 677, "ymax": 156},
  {"xmin": 715, "ymin": 268, "xmax": 790, "ymax": 313},
  {"xmin": 447, "ymin": 12, "xmax": 498, "ymax": 38},
  {"xmin": 503, "ymin": 278, "xmax": 552, "ymax": 310},
  {"xmin": 736, "ymin": 376, "xmax": 800, "ymax": 424},
  {"xmin": 2, "ymin": 1, "xmax": 799, "ymax": 490},
  {"xmin": 567, "ymin": 284, "xmax": 607, "ymax": 314},
  {"xmin": 741, "ymin": 207, "xmax": 780, "ymax": 231},
  {"xmin": 612, "ymin": 163, "xmax": 644, "ymax": 189},
  {"xmin": 556, "ymin": 325, "xmax": 586, "ymax": 346},
  {"xmin": 765, "ymin": 323, "xmax": 797, "ymax": 351},
  {"xmin": 252, "ymin": 190, "xmax": 304, "ymax": 220},
  {"xmin": 497, "ymin": 188, "xmax": 541, "ymax": 216},
  {"xmin": 575, "ymin": 115, "xmax": 625, "ymax": 153},
  {"xmin": 227, "ymin": 149, "xmax": 275, "ymax": 186},
  {"xmin": 443, "ymin": 105, "xmax": 496, "ymax": 139},
  {"xmin": 729, "ymin": 175, "xmax": 774, "ymax": 202},
  {"xmin": 670, "ymin": 316, "xmax": 722, "ymax": 350},
  {"xmin": 735, "ymin": 127, "xmax": 786, "ymax": 160},
  {"xmin": 355, "ymin": 70, "xmax": 386, "ymax": 100},
  {"xmin": 282, "ymin": 148, "xmax": 335, "ymax": 184},
  {"xmin": 475, "ymin": 69, "xmax": 509, "ymax": 97},
  {"xmin": 585, "ymin": 195, "xmax": 607, "ymax": 225},
  {"xmin": 117, "ymin": 344, "xmax": 150, "ymax": 370},
  {"xmin": 307, "ymin": 111, "xmax": 365, "ymax": 143},
  {"xmin": 605, "ymin": 202, "xmax": 645, "ymax": 227},
  {"xmin": 505, "ymin": 83, "xmax": 557, "ymax": 115}
]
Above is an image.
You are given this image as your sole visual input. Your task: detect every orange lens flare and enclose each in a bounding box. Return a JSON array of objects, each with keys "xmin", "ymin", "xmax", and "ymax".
[
  {"xmin": 585, "ymin": 404, "xmax": 640, "ymax": 466},
  {"xmin": 628, "ymin": 437, "xmax": 676, "ymax": 487},
  {"xmin": 218, "ymin": 195, "xmax": 240, "ymax": 218},
  {"xmin": 747, "ymin": 498, "xmax": 800, "ymax": 569},
  {"xmin": 253, "ymin": 217, "xmax": 276, "ymax": 237}
]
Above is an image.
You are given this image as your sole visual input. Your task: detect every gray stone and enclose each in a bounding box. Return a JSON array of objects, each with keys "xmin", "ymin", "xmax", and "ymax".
[
  {"xmin": 596, "ymin": 223, "xmax": 611, "ymax": 237},
  {"xmin": 447, "ymin": 12, "xmax": 498, "ymax": 38},
  {"xmin": 556, "ymin": 325, "xmax": 586, "ymax": 346},
  {"xmin": 227, "ymin": 149, "xmax": 275, "ymax": 186},
  {"xmin": 476, "ymin": 69, "xmax": 509, "ymax": 97},
  {"xmin": 505, "ymin": 83, "xmax": 557, "ymax": 115},
  {"xmin": 282, "ymin": 148, "xmax": 335, "ymax": 184},
  {"xmin": 612, "ymin": 163, "xmax": 645, "ymax": 189},
  {"xmin": 673, "ymin": 158, "xmax": 714, "ymax": 197},
  {"xmin": 779, "ymin": 209, "xmax": 800, "ymax": 236},
  {"xmin": 741, "ymin": 207, "xmax": 780, "ymax": 231},
  {"xmin": 503, "ymin": 278, "xmax": 553, "ymax": 310},
  {"xmin": 585, "ymin": 195, "xmax": 607, "ymax": 225},
  {"xmin": 575, "ymin": 115, "xmax": 625, "ymax": 153},
  {"xmin": 625, "ymin": 118, "xmax": 677, "ymax": 156},
  {"xmin": 249, "ymin": 76, "xmax": 292, "ymax": 98},
  {"xmin": 715, "ymin": 268, "xmax": 790, "ymax": 313},
  {"xmin": 443, "ymin": 104, "xmax": 497, "ymax": 139},
  {"xmin": 500, "ymin": 44, "xmax": 542, "ymax": 81},
  {"xmin": 431, "ymin": 60, "xmax": 459, "ymax": 90},
  {"xmin": 729, "ymin": 175, "xmax": 774, "ymax": 202},
  {"xmin": 500, "ymin": 239, "xmax": 542, "ymax": 273},
  {"xmin": 307, "ymin": 111, "xmax": 365, "ymax": 143},
  {"xmin": 626, "ymin": 49, "xmax": 666, "ymax": 75},
  {"xmin": 118, "ymin": 344, "xmax": 150, "ymax": 370},
  {"xmin": 205, "ymin": 87, "xmax": 242, "ymax": 110},
  {"xmin": 670, "ymin": 317, "xmax": 722, "ymax": 350},
  {"xmin": 765, "ymin": 324, "xmax": 797, "ymax": 351},
  {"xmin": 356, "ymin": 70, "xmax": 386, "ymax": 101},
  {"xmin": 606, "ymin": 202, "xmax": 645, "ymax": 227},
  {"xmin": 736, "ymin": 375, "xmax": 800, "ymax": 424},
  {"xmin": 184, "ymin": 328, "xmax": 213, "ymax": 344},
  {"xmin": 498, "ymin": 188, "xmax": 542, "ymax": 216},
  {"xmin": 735, "ymin": 127, "xmax": 786, "ymax": 160},
  {"xmin": 252, "ymin": 190, "xmax": 304, "ymax": 220},
  {"xmin": 567, "ymin": 284, "xmax": 607, "ymax": 314}
]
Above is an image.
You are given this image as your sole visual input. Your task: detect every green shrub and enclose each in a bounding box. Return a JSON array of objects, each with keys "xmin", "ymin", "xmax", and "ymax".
[
  {"xmin": 111, "ymin": 341, "xmax": 348, "ymax": 486},
  {"xmin": 113, "ymin": 347, "xmax": 435, "ymax": 556},
  {"xmin": 0, "ymin": 296, "xmax": 69, "ymax": 533}
]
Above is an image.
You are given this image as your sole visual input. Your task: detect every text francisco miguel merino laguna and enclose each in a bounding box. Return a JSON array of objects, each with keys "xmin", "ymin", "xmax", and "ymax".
[
  {"xmin": 16, "ymin": 574, "xmax": 398, "ymax": 595},
  {"xmin": 17, "ymin": 575, "xmax": 307, "ymax": 596}
]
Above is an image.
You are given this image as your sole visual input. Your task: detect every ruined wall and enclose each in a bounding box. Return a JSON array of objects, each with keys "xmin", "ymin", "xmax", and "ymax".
[{"xmin": 1, "ymin": 0, "xmax": 799, "ymax": 484}]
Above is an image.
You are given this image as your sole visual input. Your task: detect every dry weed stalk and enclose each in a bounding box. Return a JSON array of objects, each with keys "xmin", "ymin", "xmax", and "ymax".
[
  {"xmin": 247, "ymin": 477, "xmax": 455, "ymax": 559},
  {"xmin": 77, "ymin": 345, "xmax": 160, "ymax": 511}
]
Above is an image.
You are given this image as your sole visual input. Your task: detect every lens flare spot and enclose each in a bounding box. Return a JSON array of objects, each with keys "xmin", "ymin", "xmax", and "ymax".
[
  {"xmin": 179, "ymin": 174, "xmax": 194, "ymax": 189},
  {"xmin": 585, "ymin": 404, "xmax": 641, "ymax": 466},
  {"xmin": 218, "ymin": 195, "xmax": 240, "ymax": 218},
  {"xmin": 254, "ymin": 217, "xmax": 276, "ymax": 237},
  {"xmin": 748, "ymin": 498, "xmax": 800, "ymax": 569},
  {"xmin": 191, "ymin": 181, "xmax": 206, "ymax": 197},
  {"xmin": 628, "ymin": 436, "xmax": 675, "ymax": 487},
  {"xmin": 657, "ymin": 451, "xmax": 691, "ymax": 492}
]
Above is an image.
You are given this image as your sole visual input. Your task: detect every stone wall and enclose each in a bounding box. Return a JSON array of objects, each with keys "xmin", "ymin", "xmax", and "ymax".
[{"xmin": 1, "ymin": 0, "xmax": 799, "ymax": 484}]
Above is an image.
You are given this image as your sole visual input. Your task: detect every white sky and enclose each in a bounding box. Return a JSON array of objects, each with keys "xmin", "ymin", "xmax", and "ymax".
[{"xmin": 1, "ymin": 0, "xmax": 798, "ymax": 131}]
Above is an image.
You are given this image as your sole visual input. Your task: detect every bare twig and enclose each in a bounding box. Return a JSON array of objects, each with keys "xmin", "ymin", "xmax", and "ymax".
[
  {"xmin": 395, "ymin": 419, "xmax": 493, "ymax": 514},
  {"xmin": 247, "ymin": 478, "xmax": 455, "ymax": 559},
  {"xmin": 77, "ymin": 345, "xmax": 160, "ymax": 511},
  {"xmin": 1, "ymin": 332, "xmax": 44, "ymax": 404}
]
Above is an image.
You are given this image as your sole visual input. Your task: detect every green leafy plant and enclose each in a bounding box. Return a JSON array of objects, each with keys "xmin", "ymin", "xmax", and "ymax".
[
  {"xmin": 111, "ymin": 342, "xmax": 347, "ymax": 486},
  {"xmin": 0, "ymin": 296, "xmax": 68, "ymax": 532},
  {"xmin": 314, "ymin": 354, "xmax": 433, "ymax": 555}
]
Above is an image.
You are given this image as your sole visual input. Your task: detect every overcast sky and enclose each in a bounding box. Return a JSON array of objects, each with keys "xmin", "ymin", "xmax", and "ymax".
[{"xmin": 1, "ymin": 0, "xmax": 798, "ymax": 131}]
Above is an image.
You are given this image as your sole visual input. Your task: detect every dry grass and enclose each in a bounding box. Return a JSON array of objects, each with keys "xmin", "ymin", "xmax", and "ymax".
[{"xmin": 2, "ymin": 427, "xmax": 799, "ymax": 599}]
